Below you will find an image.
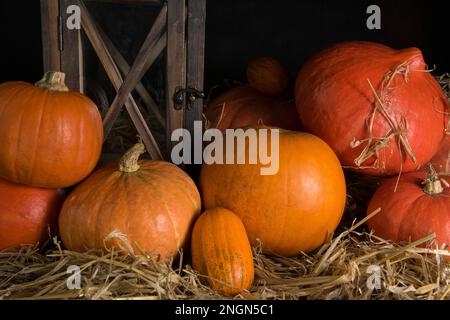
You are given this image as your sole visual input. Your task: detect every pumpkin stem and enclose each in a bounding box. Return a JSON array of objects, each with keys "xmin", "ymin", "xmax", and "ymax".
[
  {"xmin": 119, "ymin": 141, "xmax": 146, "ymax": 173},
  {"xmin": 423, "ymin": 164, "xmax": 445, "ymax": 195},
  {"xmin": 35, "ymin": 71, "xmax": 70, "ymax": 92}
]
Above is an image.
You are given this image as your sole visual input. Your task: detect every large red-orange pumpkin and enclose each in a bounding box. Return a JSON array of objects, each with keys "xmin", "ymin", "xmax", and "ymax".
[
  {"xmin": 0, "ymin": 71, "xmax": 103, "ymax": 188},
  {"xmin": 0, "ymin": 177, "xmax": 65, "ymax": 251},
  {"xmin": 200, "ymin": 127, "xmax": 347, "ymax": 256},
  {"xmin": 295, "ymin": 41, "xmax": 447, "ymax": 176},
  {"xmin": 59, "ymin": 143, "xmax": 201, "ymax": 261},
  {"xmin": 205, "ymin": 85, "xmax": 301, "ymax": 131},
  {"xmin": 367, "ymin": 169, "xmax": 450, "ymax": 255},
  {"xmin": 431, "ymin": 135, "xmax": 450, "ymax": 174},
  {"xmin": 191, "ymin": 207, "xmax": 254, "ymax": 296},
  {"xmin": 246, "ymin": 57, "xmax": 290, "ymax": 96}
]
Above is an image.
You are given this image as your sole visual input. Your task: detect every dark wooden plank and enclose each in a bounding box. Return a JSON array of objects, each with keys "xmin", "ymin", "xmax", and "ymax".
[
  {"xmin": 60, "ymin": 0, "xmax": 83, "ymax": 92},
  {"xmin": 40, "ymin": 0, "xmax": 61, "ymax": 72},
  {"xmin": 166, "ymin": 0, "xmax": 187, "ymax": 158},
  {"xmin": 79, "ymin": 0, "xmax": 163, "ymax": 160},
  {"xmin": 185, "ymin": 0, "xmax": 206, "ymax": 135},
  {"xmin": 103, "ymin": 4, "xmax": 167, "ymax": 137},
  {"xmin": 100, "ymin": 26, "xmax": 167, "ymax": 127}
]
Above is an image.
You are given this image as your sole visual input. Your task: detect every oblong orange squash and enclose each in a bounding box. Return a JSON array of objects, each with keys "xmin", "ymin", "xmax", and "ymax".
[
  {"xmin": 200, "ymin": 126, "xmax": 347, "ymax": 256},
  {"xmin": 191, "ymin": 207, "xmax": 254, "ymax": 296},
  {"xmin": 0, "ymin": 71, "xmax": 103, "ymax": 188},
  {"xmin": 0, "ymin": 177, "xmax": 65, "ymax": 251},
  {"xmin": 59, "ymin": 143, "xmax": 201, "ymax": 261}
]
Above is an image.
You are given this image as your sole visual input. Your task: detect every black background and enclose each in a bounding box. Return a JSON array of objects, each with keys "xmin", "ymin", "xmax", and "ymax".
[
  {"xmin": 0, "ymin": 300, "xmax": 438, "ymax": 317},
  {"xmin": 0, "ymin": 0, "xmax": 450, "ymax": 89}
]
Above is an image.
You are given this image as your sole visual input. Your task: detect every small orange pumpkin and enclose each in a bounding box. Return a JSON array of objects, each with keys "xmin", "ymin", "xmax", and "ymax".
[
  {"xmin": 246, "ymin": 57, "xmax": 290, "ymax": 96},
  {"xmin": 205, "ymin": 85, "xmax": 301, "ymax": 131},
  {"xmin": 0, "ymin": 177, "xmax": 65, "ymax": 251},
  {"xmin": 191, "ymin": 207, "xmax": 254, "ymax": 296},
  {"xmin": 59, "ymin": 142, "xmax": 201, "ymax": 261},
  {"xmin": 0, "ymin": 71, "xmax": 103, "ymax": 188},
  {"xmin": 367, "ymin": 168, "xmax": 450, "ymax": 254},
  {"xmin": 200, "ymin": 126, "xmax": 347, "ymax": 256}
]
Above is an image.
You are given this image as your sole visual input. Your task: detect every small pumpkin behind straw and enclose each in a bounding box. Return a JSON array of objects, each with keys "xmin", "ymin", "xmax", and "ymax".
[
  {"xmin": 204, "ymin": 85, "xmax": 301, "ymax": 131},
  {"xmin": 59, "ymin": 142, "xmax": 201, "ymax": 261},
  {"xmin": 367, "ymin": 164, "xmax": 450, "ymax": 258}
]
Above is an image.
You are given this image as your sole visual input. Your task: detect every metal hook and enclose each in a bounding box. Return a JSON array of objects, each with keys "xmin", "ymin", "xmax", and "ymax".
[{"xmin": 173, "ymin": 86, "xmax": 205, "ymax": 110}]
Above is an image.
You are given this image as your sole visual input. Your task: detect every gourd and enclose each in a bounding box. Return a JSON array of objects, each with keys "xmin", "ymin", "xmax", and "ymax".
[
  {"xmin": 191, "ymin": 207, "xmax": 254, "ymax": 296},
  {"xmin": 0, "ymin": 71, "xmax": 103, "ymax": 188},
  {"xmin": 205, "ymin": 85, "xmax": 301, "ymax": 131},
  {"xmin": 367, "ymin": 167, "xmax": 450, "ymax": 254},
  {"xmin": 200, "ymin": 126, "xmax": 347, "ymax": 256},
  {"xmin": 295, "ymin": 41, "xmax": 447, "ymax": 176},
  {"xmin": 246, "ymin": 57, "xmax": 290, "ymax": 96},
  {"xmin": 0, "ymin": 177, "xmax": 64, "ymax": 251},
  {"xmin": 59, "ymin": 142, "xmax": 201, "ymax": 261}
]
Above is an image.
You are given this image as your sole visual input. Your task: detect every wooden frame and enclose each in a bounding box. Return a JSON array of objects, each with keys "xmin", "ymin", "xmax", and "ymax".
[{"xmin": 40, "ymin": 0, "xmax": 206, "ymax": 160}]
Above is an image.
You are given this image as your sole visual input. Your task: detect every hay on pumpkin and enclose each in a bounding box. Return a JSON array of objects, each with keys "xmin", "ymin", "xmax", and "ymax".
[{"xmin": 349, "ymin": 61, "xmax": 418, "ymax": 180}]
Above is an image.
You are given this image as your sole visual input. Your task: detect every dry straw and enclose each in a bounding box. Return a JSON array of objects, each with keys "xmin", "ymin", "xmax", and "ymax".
[
  {"xmin": 350, "ymin": 61, "xmax": 422, "ymax": 191},
  {"xmin": 0, "ymin": 222, "xmax": 448, "ymax": 300},
  {"xmin": 1, "ymin": 171, "xmax": 449, "ymax": 301}
]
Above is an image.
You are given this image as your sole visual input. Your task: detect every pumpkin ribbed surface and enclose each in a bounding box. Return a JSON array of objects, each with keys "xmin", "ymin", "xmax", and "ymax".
[
  {"xmin": 191, "ymin": 207, "xmax": 254, "ymax": 296},
  {"xmin": 59, "ymin": 147, "xmax": 201, "ymax": 261},
  {"xmin": 367, "ymin": 171, "xmax": 450, "ymax": 251},
  {"xmin": 0, "ymin": 72, "xmax": 103, "ymax": 188}
]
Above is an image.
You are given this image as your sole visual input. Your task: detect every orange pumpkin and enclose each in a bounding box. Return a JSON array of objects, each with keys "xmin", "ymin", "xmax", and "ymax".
[
  {"xmin": 0, "ymin": 177, "xmax": 65, "ymax": 251},
  {"xmin": 0, "ymin": 71, "xmax": 103, "ymax": 188},
  {"xmin": 59, "ymin": 142, "xmax": 201, "ymax": 261},
  {"xmin": 295, "ymin": 42, "xmax": 447, "ymax": 176},
  {"xmin": 200, "ymin": 127, "xmax": 347, "ymax": 256},
  {"xmin": 191, "ymin": 207, "xmax": 254, "ymax": 296},
  {"xmin": 205, "ymin": 85, "xmax": 301, "ymax": 131},
  {"xmin": 246, "ymin": 57, "xmax": 290, "ymax": 96},
  {"xmin": 367, "ymin": 168, "xmax": 450, "ymax": 256},
  {"xmin": 431, "ymin": 135, "xmax": 450, "ymax": 174}
]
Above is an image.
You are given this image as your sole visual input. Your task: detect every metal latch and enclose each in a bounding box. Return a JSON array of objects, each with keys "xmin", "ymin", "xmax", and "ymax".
[{"xmin": 173, "ymin": 87, "xmax": 205, "ymax": 110}]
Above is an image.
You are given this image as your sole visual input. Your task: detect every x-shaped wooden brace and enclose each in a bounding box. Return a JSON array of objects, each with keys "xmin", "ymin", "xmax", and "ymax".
[{"xmin": 79, "ymin": 1, "xmax": 168, "ymax": 160}]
